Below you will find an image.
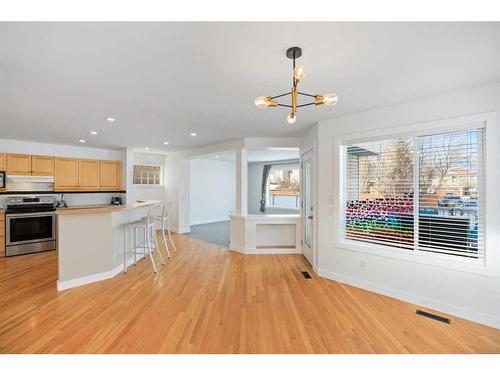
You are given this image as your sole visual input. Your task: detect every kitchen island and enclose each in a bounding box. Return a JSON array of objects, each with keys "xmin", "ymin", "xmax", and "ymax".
[{"xmin": 56, "ymin": 200, "xmax": 161, "ymax": 290}]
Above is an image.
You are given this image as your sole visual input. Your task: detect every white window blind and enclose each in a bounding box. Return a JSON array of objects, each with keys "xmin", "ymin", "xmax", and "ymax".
[{"xmin": 344, "ymin": 128, "xmax": 484, "ymax": 259}]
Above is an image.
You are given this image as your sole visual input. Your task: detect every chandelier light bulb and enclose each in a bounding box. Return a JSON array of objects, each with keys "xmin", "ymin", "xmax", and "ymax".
[
  {"xmin": 323, "ymin": 93, "xmax": 338, "ymax": 106},
  {"xmin": 287, "ymin": 112, "xmax": 297, "ymax": 124},
  {"xmin": 254, "ymin": 96, "xmax": 269, "ymax": 109},
  {"xmin": 293, "ymin": 64, "xmax": 307, "ymax": 81}
]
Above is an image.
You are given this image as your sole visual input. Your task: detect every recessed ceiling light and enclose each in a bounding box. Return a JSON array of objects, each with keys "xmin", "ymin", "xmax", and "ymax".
[
  {"xmin": 215, "ymin": 155, "xmax": 220, "ymax": 158},
  {"xmin": 190, "ymin": 132, "xmax": 197, "ymax": 137},
  {"xmin": 90, "ymin": 131, "xmax": 98, "ymax": 135},
  {"xmin": 163, "ymin": 141, "xmax": 169, "ymax": 145},
  {"xmin": 106, "ymin": 117, "xmax": 116, "ymax": 122},
  {"xmin": 145, "ymin": 147, "xmax": 150, "ymax": 150},
  {"xmin": 79, "ymin": 139, "xmax": 86, "ymax": 143}
]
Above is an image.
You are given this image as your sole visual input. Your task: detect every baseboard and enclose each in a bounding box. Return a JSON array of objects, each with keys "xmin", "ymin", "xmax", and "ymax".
[
  {"xmin": 168, "ymin": 226, "xmax": 190, "ymax": 234},
  {"xmin": 229, "ymin": 243, "xmax": 245, "ymax": 253},
  {"xmin": 245, "ymin": 247, "xmax": 300, "ymax": 254},
  {"xmin": 316, "ymin": 268, "xmax": 500, "ymax": 329},
  {"xmin": 229, "ymin": 243, "xmax": 300, "ymax": 255},
  {"xmin": 57, "ymin": 254, "xmax": 146, "ymax": 291},
  {"xmin": 190, "ymin": 216, "xmax": 229, "ymax": 226}
]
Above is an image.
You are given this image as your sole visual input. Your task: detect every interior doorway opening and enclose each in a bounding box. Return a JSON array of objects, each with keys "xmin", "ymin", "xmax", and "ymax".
[{"xmin": 188, "ymin": 151, "xmax": 236, "ymax": 247}]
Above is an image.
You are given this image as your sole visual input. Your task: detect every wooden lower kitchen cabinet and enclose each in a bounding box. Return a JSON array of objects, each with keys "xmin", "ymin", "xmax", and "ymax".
[
  {"xmin": 31, "ymin": 155, "xmax": 54, "ymax": 176},
  {"xmin": 54, "ymin": 157, "xmax": 79, "ymax": 190},
  {"xmin": 78, "ymin": 159, "xmax": 100, "ymax": 190},
  {"xmin": 6, "ymin": 153, "xmax": 31, "ymax": 175},
  {"xmin": 100, "ymin": 160, "xmax": 122, "ymax": 191}
]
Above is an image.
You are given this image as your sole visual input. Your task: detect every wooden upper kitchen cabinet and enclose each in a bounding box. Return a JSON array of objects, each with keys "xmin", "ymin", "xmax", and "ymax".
[
  {"xmin": 31, "ymin": 155, "xmax": 55, "ymax": 176},
  {"xmin": 0, "ymin": 153, "xmax": 6, "ymax": 171},
  {"xmin": 6, "ymin": 153, "xmax": 32, "ymax": 175},
  {"xmin": 54, "ymin": 157, "xmax": 79, "ymax": 190},
  {"xmin": 100, "ymin": 160, "xmax": 122, "ymax": 190},
  {"xmin": 78, "ymin": 159, "xmax": 100, "ymax": 190}
]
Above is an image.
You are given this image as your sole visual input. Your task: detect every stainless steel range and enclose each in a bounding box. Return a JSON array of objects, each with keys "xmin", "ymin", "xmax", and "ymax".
[{"xmin": 5, "ymin": 196, "xmax": 56, "ymax": 257}]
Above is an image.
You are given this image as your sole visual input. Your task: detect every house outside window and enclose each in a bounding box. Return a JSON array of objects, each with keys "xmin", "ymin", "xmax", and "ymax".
[{"xmin": 266, "ymin": 164, "xmax": 300, "ymax": 210}]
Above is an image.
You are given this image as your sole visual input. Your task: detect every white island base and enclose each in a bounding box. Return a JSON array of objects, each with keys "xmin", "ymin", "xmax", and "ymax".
[
  {"xmin": 229, "ymin": 214, "xmax": 301, "ymax": 254},
  {"xmin": 56, "ymin": 201, "xmax": 160, "ymax": 291}
]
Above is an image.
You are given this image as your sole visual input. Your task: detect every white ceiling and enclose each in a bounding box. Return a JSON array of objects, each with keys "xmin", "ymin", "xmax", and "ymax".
[
  {"xmin": 1, "ymin": 22, "xmax": 499, "ymax": 152},
  {"xmin": 192, "ymin": 148, "xmax": 300, "ymax": 162}
]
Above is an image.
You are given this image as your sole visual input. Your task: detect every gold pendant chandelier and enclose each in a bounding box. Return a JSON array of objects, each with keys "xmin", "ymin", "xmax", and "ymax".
[{"xmin": 254, "ymin": 47, "xmax": 338, "ymax": 124}]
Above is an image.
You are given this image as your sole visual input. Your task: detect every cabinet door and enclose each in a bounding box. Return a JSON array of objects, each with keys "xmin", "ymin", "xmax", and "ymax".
[
  {"xmin": 0, "ymin": 153, "xmax": 6, "ymax": 171},
  {"xmin": 31, "ymin": 155, "xmax": 54, "ymax": 176},
  {"xmin": 100, "ymin": 160, "xmax": 122, "ymax": 190},
  {"xmin": 6, "ymin": 154, "xmax": 31, "ymax": 175},
  {"xmin": 54, "ymin": 157, "xmax": 79, "ymax": 190},
  {"xmin": 78, "ymin": 159, "xmax": 100, "ymax": 190}
]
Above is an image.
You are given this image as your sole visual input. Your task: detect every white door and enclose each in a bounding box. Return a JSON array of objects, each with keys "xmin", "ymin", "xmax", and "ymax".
[{"xmin": 301, "ymin": 150, "xmax": 314, "ymax": 265}]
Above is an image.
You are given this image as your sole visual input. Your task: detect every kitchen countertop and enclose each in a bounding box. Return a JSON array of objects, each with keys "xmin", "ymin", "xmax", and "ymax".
[{"xmin": 55, "ymin": 200, "xmax": 161, "ymax": 215}]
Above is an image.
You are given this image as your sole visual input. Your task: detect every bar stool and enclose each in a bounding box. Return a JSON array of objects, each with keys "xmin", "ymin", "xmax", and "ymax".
[
  {"xmin": 156, "ymin": 201, "xmax": 177, "ymax": 258},
  {"xmin": 123, "ymin": 205, "xmax": 165, "ymax": 273}
]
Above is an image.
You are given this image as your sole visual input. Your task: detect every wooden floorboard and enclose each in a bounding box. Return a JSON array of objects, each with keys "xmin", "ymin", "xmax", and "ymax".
[{"xmin": 0, "ymin": 233, "xmax": 499, "ymax": 353}]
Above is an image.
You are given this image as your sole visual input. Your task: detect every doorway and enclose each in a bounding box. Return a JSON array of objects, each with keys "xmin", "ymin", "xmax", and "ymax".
[
  {"xmin": 301, "ymin": 149, "xmax": 314, "ymax": 265},
  {"xmin": 188, "ymin": 151, "xmax": 236, "ymax": 247}
]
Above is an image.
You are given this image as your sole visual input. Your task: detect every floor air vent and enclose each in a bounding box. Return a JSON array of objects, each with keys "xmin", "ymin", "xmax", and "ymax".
[
  {"xmin": 301, "ymin": 271, "xmax": 312, "ymax": 279},
  {"xmin": 416, "ymin": 309, "xmax": 450, "ymax": 324}
]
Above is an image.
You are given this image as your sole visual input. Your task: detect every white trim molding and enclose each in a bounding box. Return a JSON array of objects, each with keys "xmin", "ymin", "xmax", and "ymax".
[
  {"xmin": 229, "ymin": 244, "xmax": 300, "ymax": 255},
  {"xmin": 57, "ymin": 254, "xmax": 146, "ymax": 291}
]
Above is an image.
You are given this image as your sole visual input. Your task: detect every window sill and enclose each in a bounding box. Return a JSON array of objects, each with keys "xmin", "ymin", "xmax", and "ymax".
[
  {"xmin": 132, "ymin": 184, "xmax": 163, "ymax": 188},
  {"xmin": 334, "ymin": 239, "xmax": 495, "ymax": 277}
]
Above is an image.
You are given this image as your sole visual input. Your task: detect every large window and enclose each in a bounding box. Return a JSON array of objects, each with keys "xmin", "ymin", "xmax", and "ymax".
[
  {"xmin": 133, "ymin": 164, "xmax": 162, "ymax": 185},
  {"xmin": 343, "ymin": 128, "xmax": 484, "ymax": 259},
  {"xmin": 266, "ymin": 164, "xmax": 300, "ymax": 210}
]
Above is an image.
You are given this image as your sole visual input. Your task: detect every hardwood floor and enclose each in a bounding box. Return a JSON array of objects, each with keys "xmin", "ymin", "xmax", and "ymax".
[{"xmin": 0, "ymin": 233, "xmax": 499, "ymax": 354}]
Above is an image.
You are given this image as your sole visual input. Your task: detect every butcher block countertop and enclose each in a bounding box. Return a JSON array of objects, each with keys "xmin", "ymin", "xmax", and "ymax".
[{"xmin": 55, "ymin": 200, "xmax": 161, "ymax": 215}]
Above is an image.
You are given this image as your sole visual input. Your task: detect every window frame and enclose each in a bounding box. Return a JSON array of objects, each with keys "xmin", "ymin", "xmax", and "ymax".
[
  {"xmin": 265, "ymin": 162, "xmax": 301, "ymax": 211},
  {"xmin": 333, "ymin": 112, "xmax": 498, "ymax": 277},
  {"xmin": 132, "ymin": 163, "xmax": 163, "ymax": 187}
]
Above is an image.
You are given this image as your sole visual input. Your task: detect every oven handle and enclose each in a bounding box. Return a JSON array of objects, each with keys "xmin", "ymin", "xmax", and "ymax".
[{"xmin": 6, "ymin": 211, "xmax": 55, "ymax": 219}]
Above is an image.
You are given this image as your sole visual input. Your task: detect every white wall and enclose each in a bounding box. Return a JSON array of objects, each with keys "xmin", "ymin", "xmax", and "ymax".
[
  {"xmin": 247, "ymin": 159, "xmax": 300, "ymax": 214},
  {"xmin": 0, "ymin": 138, "xmax": 126, "ymax": 208},
  {"xmin": 189, "ymin": 158, "xmax": 236, "ymax": 225},
  {"xmin": 311, "ymin": 82, "xmax": 500, "ymax": 328}
]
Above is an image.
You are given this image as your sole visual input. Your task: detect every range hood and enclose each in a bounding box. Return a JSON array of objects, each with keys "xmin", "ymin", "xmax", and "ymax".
[
  {"xmin": 7, "ymin": 175, "xmax": 55, "ymax": 183},
  {"xmin": 6, "ymin": 175, "xmax": 54, "ymax": 192}
]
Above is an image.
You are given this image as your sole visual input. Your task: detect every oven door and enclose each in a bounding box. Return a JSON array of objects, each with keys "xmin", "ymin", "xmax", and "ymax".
[{"xmin": 6, "ymin": 212, "xmax": 56, "ymax": 246}]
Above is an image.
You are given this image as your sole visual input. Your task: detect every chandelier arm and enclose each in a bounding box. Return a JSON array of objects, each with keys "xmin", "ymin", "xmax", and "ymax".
[
  {"xmin": 270, "ymin": 92, "xmax": 291, "ymax": 100},
  {"xmin": 297, "ymin": 91, "xmax": 316, "ymax": 98},
  {"xmin": 296, "ymin": 102, "xmax": 316, "ymax": 108},
  {"xmin": 277, "ymin": 104, "xmax": 293, "ymax": 108}
]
